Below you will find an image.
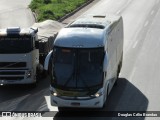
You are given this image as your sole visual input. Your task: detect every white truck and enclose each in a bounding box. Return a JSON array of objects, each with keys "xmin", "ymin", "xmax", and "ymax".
[
  {"xmin": 44, "ymin": 14, "xmax": 123, "ymax": 109},
  {"xmin": 0, "ymin": 27, "xmax": 53, "ymax": 87}
]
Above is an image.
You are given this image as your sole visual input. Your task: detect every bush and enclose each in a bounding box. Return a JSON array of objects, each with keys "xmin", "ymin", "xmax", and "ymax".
[
  {"xmin": 29, "ymin": 0, "xmax": 87, "ymax": 21},
  {"xmin": 57, "ymin": 0, "xmax": 62, "ymax": 3},
  {"xmin": 44, "ymin": 0, "xmax": 51, "ymax": 4}
]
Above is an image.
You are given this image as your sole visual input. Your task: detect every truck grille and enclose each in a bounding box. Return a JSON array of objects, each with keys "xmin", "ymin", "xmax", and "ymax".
[
  {"xmin": 0, "ymin": 62, "xmax": 26, "ymax": 68},
  {"xmin": 0, "ymin": 77, "xmax": 24, "ymax": 80},
  {"xmin": 0, "ymin": 71, "xmax": 25, "ymax": 75},
  {"xmin": 0, "ymin": 70, "xmax": 25, "ymax": 81}
]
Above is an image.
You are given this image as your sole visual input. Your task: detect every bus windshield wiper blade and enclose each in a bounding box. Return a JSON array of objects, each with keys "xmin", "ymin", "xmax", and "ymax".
[
  {"xmin": 63, "ymin": 72, "xmax": 74, "ymax": 87},
  {"xmin": 79, "ymin": 76, "xmax": 92, "ymax": 93}
]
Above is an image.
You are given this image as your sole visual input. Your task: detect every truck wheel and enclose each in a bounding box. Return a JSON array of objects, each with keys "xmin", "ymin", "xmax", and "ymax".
[
  {"xmin": 27, "ymin": 82, "xmax": 37, "ymax": 88},
  {"xmin": 31, "ymin": 82, "xmax": 37, "ymax": 88},
  {"xmin": 41, "ymin": 70, "xmax": 47, "ymax": 78},
  {"xmin": 36, "ymin": 64, "xmax": 44, "ymax": 80}
]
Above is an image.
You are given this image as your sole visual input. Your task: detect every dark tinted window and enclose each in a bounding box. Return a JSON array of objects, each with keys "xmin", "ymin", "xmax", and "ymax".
[
  {"xmin": 0, "ymin": 35, "xmax": 33, "ymax": 53},
  {"xmin": 55, "ymin": 48, "xmax": 74, "ymax": 64},
  {"xmin": 52, "ymin": 47, "xmax": 104, "ymax": 90}
]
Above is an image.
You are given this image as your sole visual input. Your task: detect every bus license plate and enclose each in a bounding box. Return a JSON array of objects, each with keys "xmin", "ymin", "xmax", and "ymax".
[{"xmin": 71, "ymin": 102, "xmax": 80, "ymax": 106}]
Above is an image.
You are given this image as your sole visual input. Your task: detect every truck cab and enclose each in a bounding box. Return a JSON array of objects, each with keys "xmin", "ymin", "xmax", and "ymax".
[{"xmin": 0, "ymin": 27, "xmax": 40, "ymax": 86}]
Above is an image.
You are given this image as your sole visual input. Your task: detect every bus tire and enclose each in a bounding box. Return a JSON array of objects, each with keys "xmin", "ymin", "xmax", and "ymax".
[
  {"xmin": 114, "ymin": 70, "xmax": 119, "ymax": 86},
  {"xmin": 115, "ymin": 58, "xmax": 122, "ymax": 86},
  {"xmin": 102, "ymin": 85, "xmax": 109, "ymax": 109}
]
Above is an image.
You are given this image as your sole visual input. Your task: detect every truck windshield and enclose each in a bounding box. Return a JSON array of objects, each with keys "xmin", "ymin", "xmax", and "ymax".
[
  {"xmin": 0, "ymin": 35, "xmax": 33, "ymax": 54},
  {"xmin": 52, "ymin": 47, "xmax": 104, "ymax": 90}
]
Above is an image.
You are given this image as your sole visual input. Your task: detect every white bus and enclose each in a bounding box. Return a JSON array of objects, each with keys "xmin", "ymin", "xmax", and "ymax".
[{"xmin": 44, "ymin": 14, "xmax": 123, "ymax": 109}]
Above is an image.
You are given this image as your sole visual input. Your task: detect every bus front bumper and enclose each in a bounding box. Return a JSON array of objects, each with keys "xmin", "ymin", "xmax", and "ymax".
[{"xmin": 50, "ymin": 95, "xmax": 104, "ymax": 108}]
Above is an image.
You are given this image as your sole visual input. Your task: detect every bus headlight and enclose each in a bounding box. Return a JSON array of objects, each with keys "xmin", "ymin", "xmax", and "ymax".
[
  {"xmin": 26, "ymin": 71, "xmax": 32, "ymax": 78},
  {"xmin": 92, "ymin": 89, "xmax": 103, "ymax": 98},
  {"xmin": 53, "ymin": 92, "xmax": 57, "ymax": 96},
  {"xmin": 95, "ymin": 93, "xmax": 102, "ymax": 97},
  {"xmin": 51, "ymin": 91, "xmax": 58, "ymax": 96}
]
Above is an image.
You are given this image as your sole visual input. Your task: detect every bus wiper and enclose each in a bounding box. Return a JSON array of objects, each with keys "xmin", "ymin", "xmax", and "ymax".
[
  {"xmin": 63, "ymin": 52, "xmax": 76, "ymax": 88},
  {"xmin": 79, "ymin": 76, "xmax": 92, "ymax": 93},
  {"xmin": 63, "ymin": 72, "xmax": 74, "ymax": 87}
]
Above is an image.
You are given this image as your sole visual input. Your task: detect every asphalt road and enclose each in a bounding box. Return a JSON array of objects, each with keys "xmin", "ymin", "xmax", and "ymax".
[
  {"xmin": 0, "ymin": 0, "xmax": 35, "ymax": 28},
  {"xmin": 0, "ymin": 0, "xmax": 160, "ymax": 120}
]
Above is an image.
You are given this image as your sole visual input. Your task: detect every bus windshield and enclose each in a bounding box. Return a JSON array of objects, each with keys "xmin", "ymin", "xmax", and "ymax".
[
  {"xmin": 0, "ymin": 35, "xmax": 33, "ymax": 54},
  {"xmin": 52, "ymin": 47, "xmax": 104, "ymax": 90}
]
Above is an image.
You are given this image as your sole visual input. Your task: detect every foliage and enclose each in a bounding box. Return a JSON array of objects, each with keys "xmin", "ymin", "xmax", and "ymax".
[{"xmin": 29, "ymin": 0, "xmax": 87, "ymax": 21}]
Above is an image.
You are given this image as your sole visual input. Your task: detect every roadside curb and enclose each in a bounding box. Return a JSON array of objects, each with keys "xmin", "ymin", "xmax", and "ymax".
[
  {"xmin": 58, "ymin": 0, "xmax": 94, "ymax": 22},
  {"xmin": 32, "ymin": 12, "xmax": 37, "ymax": 22},
  {"xmin": 32, "ymin": 11, "xmax": 38, "ymax": 23}
]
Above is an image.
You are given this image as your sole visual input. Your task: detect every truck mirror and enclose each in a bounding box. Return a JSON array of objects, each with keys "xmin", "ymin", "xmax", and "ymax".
[
  {"xmin": 30, "ymin": 27, "xmax": 38, "ymax": 33},
  {"xmin": 35, "ymin": 28, "xmax": 38, "ymax": 33}
]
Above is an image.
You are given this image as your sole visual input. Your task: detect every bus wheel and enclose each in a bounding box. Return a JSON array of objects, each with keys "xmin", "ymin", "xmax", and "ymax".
[
  {"xmin": 102, "ymin": 85, "xmax": 109, "ymax": 109},
  {"xmin": 114, "ymin": 61, "xmax": 122, "ymax": 86},
  {"xmin": 102, "ymin": 98, "xmax": 107, "ymax": 109},
  {"xmin": 114, "ymin": 70, "xmax": 119, "ymax": 86}
]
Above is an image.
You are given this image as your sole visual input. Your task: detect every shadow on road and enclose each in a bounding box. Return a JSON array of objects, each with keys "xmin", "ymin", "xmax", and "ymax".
[
  {"xmin": 0, "ymin": 76, "xmax": 50, "ymax": 111},
  {"xmin": 54, "ymin": 78, "xmax": 148, "ymax": 120}
]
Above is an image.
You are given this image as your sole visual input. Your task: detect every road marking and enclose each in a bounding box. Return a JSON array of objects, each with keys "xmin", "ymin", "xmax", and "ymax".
[
  {"xmin": 116, "ymin": 10, "xmax": 121, "ymax": 15},
  {"xmin": 44, "ymin": 96, "xmax": 58, "ymax": 111},
  {"xmin": 133, "ymin": 41, "xmax": 138, "ymax": 48},
  {"xmin": 151, "ymin": 10, "xmax": 155, "ymax": 15},
  {"xmin": 83, "ymin": 0, "xmax": 111, "ymax": 15},
  {"xmin": 129, "ymin": 67, "xmax": 136, "ymax": 82},
  {"xmin": 38, "ymin": 103, "xmax": 48, "ymax": 111},
  {"xmin": 116, "ymin": 0, "xmax": 132, "ymax": 15},
  {"xmin": 144, "ymin": 21, "xmax": 149, "ymax": 27}
]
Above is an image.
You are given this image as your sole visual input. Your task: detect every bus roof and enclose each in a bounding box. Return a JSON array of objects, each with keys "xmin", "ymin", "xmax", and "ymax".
[
  {"xmin": 54, "ymin": 14, "xmax": 122, "ymax": 48},
  {"xmin": 67, "ymin": 14, "xmax": 121, "ymax": 29},
  {"xmin": 0, "ymin": 27, "xmax": 38, "ymax": 36},
  {"xmin": 54, "ymin": 27, "xmax": 105, "ymax": 48}
]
